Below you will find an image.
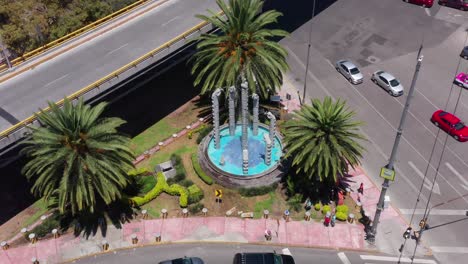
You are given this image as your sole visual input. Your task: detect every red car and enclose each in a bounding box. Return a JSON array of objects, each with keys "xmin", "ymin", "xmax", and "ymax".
[
  {"xmin": 404, "ymin": 0, "xmax": 434, "ymax": 7},
  {"xmin": 439, "ymin": 0, "xmax": 468, "ymax": 11},
  {"xmin": 431, "ymin": 110, "xmax": 468, "ymax": 142}
]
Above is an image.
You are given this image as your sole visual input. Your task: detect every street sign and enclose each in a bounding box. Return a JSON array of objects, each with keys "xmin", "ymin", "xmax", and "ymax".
[
  {"xmin": 215, "ymin": 189, "xmax": 223, "ymax": 198},
  {"xmin": 380, "ymin": 167, "xmax": 395, "ymax": 181}
]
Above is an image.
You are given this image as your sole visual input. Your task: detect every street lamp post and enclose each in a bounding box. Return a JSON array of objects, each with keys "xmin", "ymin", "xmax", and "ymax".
[
  {"xmin": 367, "ymin": 45, "xmax": 424, "ymax": 243},
  {"xmin": 301, "ymin": 0, "xmax": 316, "ymax": 105}
]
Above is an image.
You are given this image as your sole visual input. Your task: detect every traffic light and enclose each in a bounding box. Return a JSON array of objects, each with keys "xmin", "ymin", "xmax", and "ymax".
[{"xmin": 403, "ymin": 227, "xmax": 412, "ymax": 239}]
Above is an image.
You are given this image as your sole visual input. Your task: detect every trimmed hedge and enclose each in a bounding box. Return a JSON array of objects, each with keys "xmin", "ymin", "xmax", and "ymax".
[
  {"xmin": 336, "ymin": 205, "xmax": 349, "ymax": 214},
  {"xmin": 130, "ymin": 172, "xmax": 188, "ymax": 207},
  {"xmin": 322, "ymin": 205, "xmax": 331, "ymax": 215},
  {"xmin": 188, "ymin": 184, "xmax": 204, "ymax": 204},
  {"xmin": 314, "ymin": 203, "xmax": 321, "ymax": 211},
  {"xmin": 127, "ymin": 167, "xmax": 151, "ymax": 176},
  {"xmin": 191, "ymin": 153, "xmax": 213, "ymax": 185},
  {"xmin": 238, "ymin": 182, "xmax": 278, "ymax": 197},
  {"xmin": 336, "ymin": 211, "xmax": 347, "ymax": 221}
]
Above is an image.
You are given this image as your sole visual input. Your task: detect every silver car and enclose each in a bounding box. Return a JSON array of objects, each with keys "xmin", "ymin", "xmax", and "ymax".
[
  {"xmin": 335, "ymin": 60, "xmax": 363, "ymax": 84},
  {"xmin": 371, "ymin": 70, "xmax": 404, "ymax": 96}
]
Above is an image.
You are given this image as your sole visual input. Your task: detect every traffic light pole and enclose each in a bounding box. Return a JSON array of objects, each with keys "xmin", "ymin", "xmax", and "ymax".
[{"xmin": 367, "ymin": 45, "xmax": 424, "ymax": 243}]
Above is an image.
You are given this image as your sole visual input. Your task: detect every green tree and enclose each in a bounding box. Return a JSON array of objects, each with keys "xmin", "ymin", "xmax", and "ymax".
[
  {"xmin": 191, "ymin": 0, "xmax": 288, "ymax": 98},
  {"xmin": 21, "ymin": 98, "xmax": 135, "ymax": 215},
  {"xmin": 282, "ymin": 97, "xmax": 366, "ymax": 186}
]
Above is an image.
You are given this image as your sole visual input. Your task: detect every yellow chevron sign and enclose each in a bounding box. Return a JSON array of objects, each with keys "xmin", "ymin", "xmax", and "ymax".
[{"xmin": 215, "ymin": 189, "xmax": 223, "ymax": 198}]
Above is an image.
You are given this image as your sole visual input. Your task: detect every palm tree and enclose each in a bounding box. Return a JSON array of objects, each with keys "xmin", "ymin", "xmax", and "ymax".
[
  {"xmin": 282, "ymin": 97, "xmax": 366, "ymax": 187},
  {"xmin": 191, "ymin": 0, "xmax": 289, "ymax": 99},
  {"xmin": 21, "ymin": 98, "xmax": 135, "ymax": 215}
]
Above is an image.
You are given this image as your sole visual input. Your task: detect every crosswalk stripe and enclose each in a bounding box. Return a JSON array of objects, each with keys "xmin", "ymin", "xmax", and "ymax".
[
  {"xmin": 431, "ymin": 246, "xmax": 468, "ymax": 253},
  {"xmin": 360, "ymin": 255, "xmax": 437, "ymax": 263},
  {"xmin": 337, "ymin": 252, "xmax": 351, "ymax": 264}
]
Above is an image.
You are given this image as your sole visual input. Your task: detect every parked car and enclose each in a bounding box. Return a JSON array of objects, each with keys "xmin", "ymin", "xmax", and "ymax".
[
  {"xmin": 371, "ymin": 71, "xmax": 404, "ymax": 96},
  {"xmin": 404, "ymin": 0, "xmax": 434, "ymax": 7},
  {"xmin": 439, "ymin": 0, "xmax": 468, "ymax": 11},
  {"xmin": 454, "ymin": 72, "xmax": 468, "ymax": 89},
  {"xmin": 431, "ymin": 110, "xmax": 468, "ymax": 142},
  {"xmin": 233, "ymin": 253, "xmax": 295, "ymax": 264},
  {"xmin": 335, "ymin": 60, "xmax": 364, "ymax": 84},
  {"xmin": 460, "ymin": 46, "xmax": 468, "ymax": 59},
  {"xmin": 158, "ymin": 256, "xmax": 204, "ymax": 264}
]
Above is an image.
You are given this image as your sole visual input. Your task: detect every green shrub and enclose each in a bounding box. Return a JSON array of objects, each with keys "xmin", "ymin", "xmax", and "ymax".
[
  {"xmin": 25, "ymin": 213, "xmax": 61, "ymax": 239},
  {"xmin": 188, "ymin": 185, "xmax": 204, "ymax": 204},
  {"xmin": 287, "ymin": 193, "xmax": 303, "ymax": 212},
  {"xmin": 191, "ymin": 154, "xmax": 213, "ymax": 185},
  {"xmin": 322, "ymin": 205, "xmax": 331, "ymax": 215},
  {"xmin": 336, "ymin": 211, "xmax": 347, "ymax": 221},
  {"xmin": 336, "ymin": 205, "xmax": 349, "ymax": 214},
  {"xmin": 128, "ymin": 167, "xmax": 151, "ymax": 176},
  {"xmin": 196, "ymin": 125, "xmax": 213, "ymax": 144},
  {"xmin": 238, "ymin": 183, "xmax": 278, "ymax": 197},
  {"xmin": 188, "ymin": 203, "xmax": 204, "ymax": 214},
  {"xmin": 136, "ymin": 175, "xmax": 157, "ymax": 195},
  {"xmin": 179, "ymin": 179, "xmax": 194, "ymax": 187},
  {"xmin": 188, "ymin": 131, "xmax": 193, "ymax": 139},
  {"xmin": 314, "ymin": 203, "xmax": 321, "ymax": 211}
]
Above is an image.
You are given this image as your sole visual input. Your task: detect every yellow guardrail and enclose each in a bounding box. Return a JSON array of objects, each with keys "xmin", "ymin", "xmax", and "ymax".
[
  {"xmin": 0, "ymin": 11, "xmax": 223, "ymax": 139},
  {"xmin": 0, "ymin": 0, "xmax": 154, "ymax": 73}
]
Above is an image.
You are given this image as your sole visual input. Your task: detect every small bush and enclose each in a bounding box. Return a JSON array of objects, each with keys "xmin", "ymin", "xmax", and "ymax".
[
  {"xmin": 25, "ymin": 213, "xmax": 61, "ymax": 239},
  {"xmin": 336, "ymin": 205, "xmax": 349, "ymax": 214},
  {"xmin": 238, "ymin": 183, "xmax": 278, "ymax": 197},
  {"xmin": 314, "ymin": 203, "xmax": 321, "ymax": 211},
  {"xmin": 188, "ymin": 184, "xmax": 204, "ymax": 204},
  {"xmin": 196, "ymin": 125, "xmax": 213, "ymax": 144},
  {"xmin": 322, "ymin": 205, "xmax": 331, "ymax": 215},
  {"xmin": 287, "ymin": 193, "xmax": 303, "ymax": 212},
  {"xmin": 336, "ymin": 211, "xmax": 347, "ymax": 221},
  {"xmin": 179, "ymin": 179, "xmax": 194, "ymax": 187},
  {"xmin": 191, "ymin": 154, "xmax": 213, "ymax": 185},
  {"xmin": 188, "ymin": 131, "xmax": 193, "ymax": 139},
  {"xmin": 188, "ymin": 203, "xmax": 204, "ymax": 214}
]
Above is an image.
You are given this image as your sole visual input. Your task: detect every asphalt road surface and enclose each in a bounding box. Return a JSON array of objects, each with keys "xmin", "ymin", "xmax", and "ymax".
[
  {"xmin": 281, "ymin": 0, "xmax": 468, "ymax": 263},
  {"xmin": 72, "ymin": 243, "xmax": 438, "ymax": 264},
  {"xmin": 0, "ymin": 0, "xmax": 218, "ymax": 133}
]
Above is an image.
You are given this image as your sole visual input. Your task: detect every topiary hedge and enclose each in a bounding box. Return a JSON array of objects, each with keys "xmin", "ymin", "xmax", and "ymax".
[
  {"xmin": 127, "ymin": 167, "xmax": 151, "ymax": 176},
  {"xmin": 188, "ymin": 184, "xmax": 204, "ymax": 204},
  {"xmin": 314, "ymin": 203, "xmax": 321, "ymax": 211},
  {"xmin": 322, "ymin": 205, "xmax": 331, "ymax": 215},
  {"xmin": 336, "ymin": 205, "xmax": 349, "ymax": 214},
  {"xmin": 191, "ymin": 153, "xmax": 213, "ymax": 185},
  {"xmin": 336, "ymin": 211, "xmax": 347, "ymax": 221},
  {"xmin": 130, "ymin": 172, "xmax": 188, "ymax": 207}
]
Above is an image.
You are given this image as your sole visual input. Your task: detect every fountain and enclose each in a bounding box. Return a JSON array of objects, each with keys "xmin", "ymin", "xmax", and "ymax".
[{"xmin": 198, "ymin": 84, "xmax": 286, "ymax": 187}]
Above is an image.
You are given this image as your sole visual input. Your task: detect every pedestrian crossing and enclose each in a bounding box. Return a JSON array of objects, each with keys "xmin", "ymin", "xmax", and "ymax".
[{"xmin": 337, "ymin": 253, "xmax": 438, "ymax": 264}]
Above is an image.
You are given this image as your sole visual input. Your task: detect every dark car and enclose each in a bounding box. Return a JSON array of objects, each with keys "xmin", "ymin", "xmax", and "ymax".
[
  {"xmin": 439, "ymin": 0, "xmax": 468, "ymax": 10},
  {"xmin": 431, "ymin": 110, "xmax": 468, "ymax": 142},
  {"xmin": 461, "ymin": 46, "xmax": 468, "ymax": 59},
  {"xmin": 233, "ymin": 253, "xmax": 295, "ymax": 264},
  {"xmin": 158, "ymin": 256, "xmax": 204, "ymax": 264},
  {"xmin": 404, "ymin": 0, "xmax": 434, "ymax": 8}
]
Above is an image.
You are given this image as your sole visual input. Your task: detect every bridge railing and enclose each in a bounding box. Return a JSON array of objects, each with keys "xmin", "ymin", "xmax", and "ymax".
[
  {"xmin": 0, "ymin": 11, "xmax": 223, "ymax": 150},
  {"xmin": 0, "ymin": 0, "xmax": 157, "ymax": 73}
]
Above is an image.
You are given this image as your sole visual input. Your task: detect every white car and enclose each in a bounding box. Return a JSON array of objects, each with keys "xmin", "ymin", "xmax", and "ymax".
[
  {"xmin": 335, "ymin": 60, "xmax": 364, "ymax": 84},
  {"xmin": 371, "ymin": 71, "xmax": 404, "ymax": 96}
]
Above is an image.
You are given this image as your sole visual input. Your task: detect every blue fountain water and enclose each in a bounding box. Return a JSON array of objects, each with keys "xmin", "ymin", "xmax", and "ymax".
[{"xmin": 207, "ymin": 125, "xmax": 282, "ymax": 176}]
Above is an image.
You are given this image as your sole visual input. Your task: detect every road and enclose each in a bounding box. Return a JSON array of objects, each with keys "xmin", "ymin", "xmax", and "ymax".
[
  {"xmin": 0, "ymin": 0, "xmax": 218, "ymax": 134},
  {"xmin": 72, "ymin": 243, "xmax": 438, "ymax": 264},
  {"xmin": 280, "ymin": 0, "xmax": 468, "ymax": 263}
]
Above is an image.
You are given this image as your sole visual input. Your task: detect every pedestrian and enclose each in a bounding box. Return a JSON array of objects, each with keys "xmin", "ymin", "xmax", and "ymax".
[
  {"xmin": 331, "ymin": 213, "xmax": 336, "ymax": 227},
  {"xmin": 324, "ymin": 211, "xmax": 331, "ymax": 227},
  {"xmin": 264, "ymin": 229, "xmax": 272, "ymax": 241},
  {"xmin": 304, "ymin": 198, "xmax": 312, "ymax": 211},
  {"xmin": 358, "ymin": 182, "xmax": 364, "ymax": 195}
]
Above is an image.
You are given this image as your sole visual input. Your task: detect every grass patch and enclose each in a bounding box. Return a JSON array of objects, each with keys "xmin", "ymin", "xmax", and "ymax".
[
  {"xmin": 253, "ymin": 192, "xmax": 276, "ymax": 218},
  {"xmin": 144, "ymin": 206, "xmax": 160, "ymax": 218},
  {"xmin": 145, "ymin": 145, "xmax": 197, "ymax": 169},
  {"xmin": 130, "ymin": 119, "xmax": 179, "ymax": 155},
  {"xmin": 137, "ymin": 175, "xmax": 157, "ymax": 195},
  {"xmin": 22, "ymin": 199, "xmax": 49, "ymax": 228}
]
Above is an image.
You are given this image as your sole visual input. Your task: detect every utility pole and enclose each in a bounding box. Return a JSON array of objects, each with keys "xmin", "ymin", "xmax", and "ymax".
[
  {"xmin": 301, "ymin": 0, "xmax": 316, "ymax": 105},
  {"xmin": 367, "ymin": 45, "xmax": 424, "ymax": 243}
]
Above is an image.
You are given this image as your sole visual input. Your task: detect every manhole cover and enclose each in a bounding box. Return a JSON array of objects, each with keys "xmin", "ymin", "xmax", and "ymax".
[{"xmin": 365, "ymin": 55, "xmax": 381, "ymax": 64}]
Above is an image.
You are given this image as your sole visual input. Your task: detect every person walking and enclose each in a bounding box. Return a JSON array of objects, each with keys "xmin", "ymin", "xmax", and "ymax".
[
  {"xmin": 358, "ymin": 182, "xmax": 364, "ymax": 195},
  {"xmin": 331, "ymin": 213, "xmax": 336, "ymax": 227}
]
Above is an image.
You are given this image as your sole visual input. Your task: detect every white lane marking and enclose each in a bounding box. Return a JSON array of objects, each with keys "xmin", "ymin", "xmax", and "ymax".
[
  {"xmin": 415, "ymin": 88, "xmax": 438, "ymax": 110},
  {"xmin": 43, "ymin": 74, "xmax": 69, "ymax": 87},
  {"xmin": 399, "ymin": 209, "xmax": 467, "ymax": 215},
  {"xmin": 337, "ymin": 252, "xmax": 351, "ymax": 264},
  {"xmin": 431, "ymin": 246, "xmax": 468, "ymax": 253},
  {"xmin": 162, "ymin": 16, "xmax": 179, "ymax": 27},
  {"xmin": 445, "ymin": 162, "xmax": 468, "ymax": 190},
  {"xmin": 106, "ymin": 43, "xmax": 128, "ymax": 56},
  {"xmin": 360, "ymin": 255, "xmax": 437, "ymax": 263},
  {"xmin": 408, "ymin": 161, "xmax": 441, "ymax": 195},
  {"xmin": 424, "ymin": 8, "xmax": 432, "ymax": 17}
]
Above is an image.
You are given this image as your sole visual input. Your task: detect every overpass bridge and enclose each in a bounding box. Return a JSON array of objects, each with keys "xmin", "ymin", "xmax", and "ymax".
[{"xmin": 0, "ymin": 0, "xmax": 219, "ymax": 154}]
